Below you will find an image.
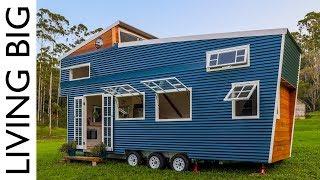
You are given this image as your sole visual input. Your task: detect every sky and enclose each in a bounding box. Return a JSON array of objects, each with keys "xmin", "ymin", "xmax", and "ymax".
[{"xmin": 37, "ymin": 0, "xmax": 320, "ymax": 38}]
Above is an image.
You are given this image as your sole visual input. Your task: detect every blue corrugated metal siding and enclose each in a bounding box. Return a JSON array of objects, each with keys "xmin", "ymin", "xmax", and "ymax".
[
  {"xmin": 282, "ymin": 34, "xmax": 300, "ymax": 87},
  {"xmin": 67, "ymin": 95, "xmax": 74, "ymax": 141},
  {"xmin": 61, "ymin": 35, "xmax": 282, "ymax": 163}
]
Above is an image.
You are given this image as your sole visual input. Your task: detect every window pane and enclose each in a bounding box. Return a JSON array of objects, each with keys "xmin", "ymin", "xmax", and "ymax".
[
  {"xmin": 238, "ymin": 91, "xmax": 250, "ymax": 98},
  {"xmin": 236, "ymin": 56, "xmax": 245, "ymax": 62},
  {"xmin": 117, "ymin": 95, "xmax": 144, "ymax": 119},
  {"xmin": 233, "ymin": 86, "xmax": 243, "ymax": 92},
  {"xmin": 158, "ymin": 91, "xmax": 190, "ymax": 119},
  {"xmin": 228, "ymin": 91, "xmax": 240, "ymax": 99},
  {"xmin": 235, "ymin": 89, "xmax": 257, "ymax": 116},
  {"xmin": 209, "ymin": 60, "xmax": 217, "ymax": 66},
  {"xmin": 120, "ymin": 31, "xmax": 141, "ymax": 42},
  {"xmin": 206, "ymin": 46, "xmax": 249, "ymax": 70},
  {"xmin": 243, "ymin": 85, "xmax": 254, "ymax": 91},
  {"xmin": 237, "ymin": 49, "xmax": 245, "ymax": 56},
  {"xmin": 71, "ymin": 66, "xmax": 89, "ymax": 80},
  {"xmin": 210, "ymin": 54, "xmax": 218, "ymax": 60},
  {"xmin": 218, "ymin": 51, "xmax": 236, "ymax": 65}
]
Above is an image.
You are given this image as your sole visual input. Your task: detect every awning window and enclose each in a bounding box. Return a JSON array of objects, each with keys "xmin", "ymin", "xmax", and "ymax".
[
  {"xmin": 101, "ymin": 84, "xmax": 141, "ymax": 96},
  {"xmin": 224, "ymin": 83, "xmax": 257, "ymax": 101},
  {"xmin": 141, "ymin": 77, "xmax": 189, "ymax": 93}
]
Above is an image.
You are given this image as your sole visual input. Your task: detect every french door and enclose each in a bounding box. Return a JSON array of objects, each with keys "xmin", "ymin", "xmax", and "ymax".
[
  {"xmin": 103, "ymin": 94, "xmax": 113, "ymax": 151},
  {"xmin": 74, "ymin": 96, "xmax": 84, "ymax": 149}
]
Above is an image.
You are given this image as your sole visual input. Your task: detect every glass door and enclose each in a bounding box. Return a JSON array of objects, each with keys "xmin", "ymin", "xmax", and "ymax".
[{"xmin": 103, "ymin": 94, "xmax": 113, "ymax": 151}]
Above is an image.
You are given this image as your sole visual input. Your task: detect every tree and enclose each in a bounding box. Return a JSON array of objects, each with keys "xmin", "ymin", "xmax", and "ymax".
[
  {"xmin": 68, "ymin": 24, "xmax": 103, "ymax": 48},
  {"xmin": 36, "ymin": 8, "xmax": 102, "ymax": 135},
  {"xmin": 37, "ymin": 8, "xmax": 69, "ymax": 135},
  {"xmin": 294, "ymin": 11, "xmax": 320, "ymax": 112}
]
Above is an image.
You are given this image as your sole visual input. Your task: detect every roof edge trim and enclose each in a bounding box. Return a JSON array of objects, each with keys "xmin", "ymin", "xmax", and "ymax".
[{"xmin": 119, "ymin": 28, "xmax": 288, "ymax": 48}]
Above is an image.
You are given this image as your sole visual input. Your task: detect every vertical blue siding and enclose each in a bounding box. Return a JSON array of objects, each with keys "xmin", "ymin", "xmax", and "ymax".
[
  {"xmin": 67, "ymin": 95, "xmax": 74, "ymax": 141},
  {"xmin": 61, "ymin": 35, "xmax": 282, "ymax": 163}
]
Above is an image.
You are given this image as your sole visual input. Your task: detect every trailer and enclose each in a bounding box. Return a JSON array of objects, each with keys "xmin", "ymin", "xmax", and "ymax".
[{"xmin": 60, "ymin": 21, "xmax": 301, "ymax": 171}]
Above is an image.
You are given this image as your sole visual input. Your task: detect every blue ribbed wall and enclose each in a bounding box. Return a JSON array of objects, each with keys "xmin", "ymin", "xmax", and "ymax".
[{"xmin": 61, "ymin": 34, "xmax": 282, "ymax": 163}]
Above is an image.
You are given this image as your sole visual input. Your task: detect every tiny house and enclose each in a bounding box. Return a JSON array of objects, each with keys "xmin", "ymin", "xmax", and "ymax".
[{"xmin": 60, "ymin": 21, "xmax": 301, "ymax": 171}]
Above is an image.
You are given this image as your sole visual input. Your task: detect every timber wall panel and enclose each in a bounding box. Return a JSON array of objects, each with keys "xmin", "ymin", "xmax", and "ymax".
[
  {"xmin": 272, "ymin": 84, "xmax": 296, "ymax": 162},
  {"xmin": 70, "ymin": 28, "xmax": 114, "ymax": 57}
]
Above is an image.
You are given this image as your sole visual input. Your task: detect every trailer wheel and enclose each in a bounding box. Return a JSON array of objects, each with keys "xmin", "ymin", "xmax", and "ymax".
[
  {"xmin": 148, "ymin": 153, "xmax": 165, "ymax": 169},
  {"xmin": 127, "ymin": 151, "xmax": 143, "ymax": 167},
  {"xmin": 170, "ymin": 154, "xmax": 189, "ymax": 172}
]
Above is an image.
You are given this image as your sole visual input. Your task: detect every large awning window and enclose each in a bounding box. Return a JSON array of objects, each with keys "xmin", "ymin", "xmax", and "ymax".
[
  {"xmin": 101, "ymin": 84, "xmax": 141, "ymax": 96},
  {"xmin": 224, "ymin": 82, "xmax": 257, "ymax": 101},
  {"xmin": 141, "ymin": 77, "xmax": 189, "ymax": 93}
]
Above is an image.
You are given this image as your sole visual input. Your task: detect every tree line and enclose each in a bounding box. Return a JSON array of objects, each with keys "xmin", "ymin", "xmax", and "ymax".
[
  {"xmin": 36, "ymin": 9, "xmax": 320, "ymax": 132},
  {"xmin": 292, "ymin": 11, "xmax": 320, "ymax": 112},
  {"xmin": 36, "ymin": 8, "xmax": 102, "ymax": 134}
]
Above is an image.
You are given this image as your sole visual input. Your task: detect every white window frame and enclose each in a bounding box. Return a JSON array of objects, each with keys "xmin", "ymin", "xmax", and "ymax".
[
  {"xmin": 230, "ymin": 80, "xmax": 260, "ymax": 119},
  {"xmin": 73, "ymin": 96, "xmax": 84, "ymax": 149},
  {"xmin": 118, "ymin": 28, "xmax": 146, "ymax": 43},
  {"xmin": 101, "ymin": 84, "xmax": 142, "ymax": 96},
  {"xmin": 141, "ymin": 77, "xmax": 189, "ymax": 93},
  {"xmin": 224, "ymin": 83, "xmax": 257, "ymax": 101},
  {"xmin": 206, "ymin": 45, "xmax": 250, "ymax": 72},
  {"xmin": 115, "ymin": 92, "xmax": 145, "ymax": 121},
  {"xmin": 155, "ymin": 88, "xmax": 192, "ymax": 122},
  {"xmin": 68, "ymin": 63, "xmax": 90, "ymax": 81}
]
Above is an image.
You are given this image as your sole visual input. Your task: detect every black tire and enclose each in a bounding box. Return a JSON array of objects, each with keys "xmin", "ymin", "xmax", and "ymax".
[
  {"xmin": 126, "ymin": 151, "xmax": 143, "ymax": 167},
  {"xmin": 147, "ymin": 152, "xmax": 166, "ymax": 169},
  {"xmin": 170, "ymin": 153, "xmax": 190, "ymax": 172}
]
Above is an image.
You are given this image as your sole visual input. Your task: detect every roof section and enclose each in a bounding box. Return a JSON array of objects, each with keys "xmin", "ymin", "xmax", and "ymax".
[
  {"xmin": 60, "ymin": 20, "xmax": 157, "ymax": 60},
  {"xmin": 118, "ymin": 21, "xmax": 157, "ymax": 39},
  {"xmin": 119, "ymin": 28, "xmax": 289, "ymax": 48}
]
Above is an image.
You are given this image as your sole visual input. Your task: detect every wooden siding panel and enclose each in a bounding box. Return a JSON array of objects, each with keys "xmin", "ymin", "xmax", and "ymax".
[
  {"xmin": 111, "ymin": 27, "xmax": 119, "ymax": 45},
  {"xmin": 67, "ymin": 25, "xmax": 152, "ymax": 58},
  {"xmin": 272, "ymin": 84, "xmax": 296, "ymax": 162},
  {"xmin": 70, "ymin": 29, "xmax": 114, "ymax": 57},
  {"xmin": 61, "ymin": 35, "xmax": 283, "ymax": 163}
]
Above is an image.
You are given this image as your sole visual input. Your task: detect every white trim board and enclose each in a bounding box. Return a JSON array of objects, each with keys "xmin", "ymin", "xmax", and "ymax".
[
  {"xmin": 290, "ymin": 54, "xmax": 302, "ymax": 157},
  {"xmin": 119, "ymin": 28, "xmax": 288, "ymax": 48},
  {"xmin": 268, "ymin": 34, "xmax": 286, "ymax": 163}
]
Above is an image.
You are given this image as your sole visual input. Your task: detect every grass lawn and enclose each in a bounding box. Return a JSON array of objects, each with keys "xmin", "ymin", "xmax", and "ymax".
[{"xmin": 37, "ymin": 114, "xmax": 320, "ymax": 179}]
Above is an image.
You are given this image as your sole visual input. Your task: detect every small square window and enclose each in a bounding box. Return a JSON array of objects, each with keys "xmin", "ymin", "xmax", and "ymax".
[{"xmin": 224, "ymin": 81, "xmax": 260, "ymax": 119}]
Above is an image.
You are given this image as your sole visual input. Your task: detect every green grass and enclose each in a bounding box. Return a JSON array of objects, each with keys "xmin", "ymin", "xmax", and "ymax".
[
  {"xmin": 37, "ymin": 114, "xmax": 320, "ymax": 179},
  {"xmin": 37, "ymin": 126, "xmax": 67, "ymax": 139}
]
